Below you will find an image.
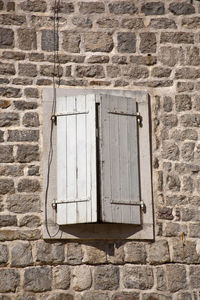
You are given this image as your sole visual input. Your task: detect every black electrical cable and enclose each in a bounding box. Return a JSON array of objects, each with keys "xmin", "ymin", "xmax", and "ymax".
[{"xmin": 44, "ymin": 0, "xmax": 61, "ymax": 238}]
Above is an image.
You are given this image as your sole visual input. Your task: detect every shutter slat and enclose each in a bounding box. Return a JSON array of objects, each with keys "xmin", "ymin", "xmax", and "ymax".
[
  {"xmin": 56, "ymin": 94, "xmax": 97, "ymax": 224},
  {"xmin": 100, "ymin": 94, "xmax": 141, "ymax": 224}
]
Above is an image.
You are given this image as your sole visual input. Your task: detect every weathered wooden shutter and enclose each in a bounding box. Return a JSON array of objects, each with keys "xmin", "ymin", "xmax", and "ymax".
[
  {"xmin": 56, "ymin": 94, "xmax": 97, "ymax": 224},
  {"xmin": 100, "ymin": 94, "xmax": 141, "ymax": 224}
]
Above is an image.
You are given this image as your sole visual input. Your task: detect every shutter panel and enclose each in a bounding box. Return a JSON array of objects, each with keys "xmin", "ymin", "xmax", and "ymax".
[
  {"xmin": 100, "ymin": 94, "xmax": 141, "ymax": 224},
  {"xmin": 56, "ymin": 94, "xmax": 97, "ymax": 224}
]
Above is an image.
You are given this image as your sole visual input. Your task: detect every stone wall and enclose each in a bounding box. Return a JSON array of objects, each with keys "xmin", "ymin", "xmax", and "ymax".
[{"xmin": 0, "ymin": 0, "xmax": 200, "ymax": 298}]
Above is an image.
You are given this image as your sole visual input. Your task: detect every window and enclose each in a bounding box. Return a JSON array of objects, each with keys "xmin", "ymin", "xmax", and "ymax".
[{"xmin": 43, "ymin": 89, "xmax": 153, "ymax": 239}]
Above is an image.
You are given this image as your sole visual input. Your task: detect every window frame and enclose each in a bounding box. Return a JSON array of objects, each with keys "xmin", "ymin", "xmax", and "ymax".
[{"xmin": 42, "ymin": 88, "xmax": 154, "ymax": 240}]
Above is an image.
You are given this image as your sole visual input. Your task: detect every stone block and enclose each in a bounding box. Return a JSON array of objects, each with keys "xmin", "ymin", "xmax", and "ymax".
[
  {"xmin": 8, "ymin": 130, "xmax": 39, "ymax": 142},
  {"xmin": 148, "ymin": 240, "xmax": 170, "ymax": 264},
  {"xmin": 19, "ymin": 215, "xmax": 41, "ymax": 228},
  {"xmin": 41, "ymin": 30, "xmax": 58, "ymax": 52},
  {"xmin": 72, "ymin": 17, "xmax": 92, "ymax": 28},
  {"xmin": 0, "ymin": 269, "xmax": 20, "ymax": 292},
  {"xmin": 159, "ymin": 46, "xmax": 179, "ymax": 66},
  {"xmin": 7, "ymin": 2, "xmax": 15, "ymax": 11},
  {"xmin": 84, "ymin": 32, "xmax": 113, "ymax": 52},
  {"xmin": 175, "ymin": 292, "xmax": 192, "ymax": 300},
  {"xmin": 176, "ymin": 82, "xmax": 194, "ymax": 93},
  {"xmin": 172, "ymin": 238, "xmax": 200, "ymax": 263},
  {"xmin": 166, "ymin": 265, "xmax": 187, "ymax": 292},
  {"xmin": 0, "ymin": 179, "xmax": 14, "ymax": 194},
  {"xmin": 24, "ymin": 267, "xmax": 52, "ymax": 292},
  {"xmin": 176, "ymin": 67, "xmax": 200, "ymax": 79},
  {"xmin": 123, "ymin": 266, "xmax": 153, "ymax": 290},
  {"xmin": 117, "ymin": 32, "xmax": 136, "ymax": 53},
  {"xmin": 83, "ymin": 243, "xmax": 106, "ymax": 264},
  {"xmin": 112, "ymin": 56, "xmax": 127, "ymax": 64},
  {"xmin": 130, "ymin": 55, "xmax": 157, "ymax": 66},
  {"xmin": 29, "ymin": 53, "xmax": 44, "ymax": 62},
  {"xmin": 0, "ymin": 113, "xmax": 19, "ymax": 127},
  {"xmin": 18, "ymin": 63, "xmax": 37, "ymax": 77},
  {"xmin": 161, "ymin": 32, "xmax": 194, "ymax": 44},
  {"xmin": 16, "ymin": 145, "xmax": 39, "ymax": 163},
  {"xmin": 20, "ymin": 0, "xmax": 47, "ymax": 12},
  {"xmin": 122, "ymin": 18, "xmax": 144, "ymax": 29},
  {"xmin": 56, "ymin": 2, "xmax": 74, "ymax": 14},
  {"xmin": 163, "ymin": 96, "xmax": 173, "ymax": 112},
  {"xmin": 17, "ymin": 179, "xmax": 40, "ymax": 193},
  {"xmin": 109, "ymin": 2, "xmax": 137, "ymax": 14},
  {"xmin": 107, "ymin": 242, "xmax": 124, "ymax": 264},
  {"xmin": 140, "ymin": 32, "xmax": 156, "ymax": 53},
  {"xmin": 36, "ymin": 241, "xmax": 64, "ymax": 264},
  {"xmin": 165, "ymin": 223, "xmax": 187, "ymax": 237},
  {"xmin": 152, "ymin": 67, "xmax": 171, "ymax": 78},
  {"xmin": 72, "ymin": 265, "xmax": 92, "ymax": 291},
  {"xmin": 14, "ymin": 101, "xmax": 38, "ymax": 110},
  {"xmin": 0, "ymin": 63, "xmax": 15, "ymax": 75},
  {"xmin": 149, "ymin": 18, "xmax": 177, "ymax": 29},
  {"xmin": 54, "ymin": 265, "xmax": 70, "ymax": 289},
  {"xmin": 175, "ymin": 94, "xmax": 192, "ymax": 111},
  {"xmin": 141, "ymin": 2, "xmax": 164, "ymax": 15},
  {"xmin": 0, "ymin": 215, "xmax": 17, "ymax": 226},
  {"xmin": 183, "ymin": 46, "xmax": 200, "ymax": 66},
  {"xmin": 189, "ymin": 223, "xmax": 200, "ymax": 238},
  {"xmin": 142, "ymin": 294, "xmax": 172, "ymax": 300},
  {"xmin": 0, "ymin": 28, "xmax": 14, "ymax": 48},
  {"xmin": 0, "ymin": 87, "xmax": 21, "ymax": 98},
  {"xmin": 28, "ymin": 165, "xmax": 39, "ymax": 176},
  {"xmin": 97, "ymin": 18, "xmax": 119, "ymax": 28},
  {"xmin": 94, "ymin": 265, "xmax": 119, "ymax": 290},
  {"xmin": 66, "ymin": 243, "xmax": 83, "ymax": 265},
  {"xmin": 189, "ymin": 266, "xmax": 200, "ymax": 288},
  {"xmin": 11, "ymin": 242, "xmax": 33, "ymax": 267},
  {"xmin": 107, "ymin": 66, "xmax": 121, "ymax": 78},
  {"xmin": 82, "ymin": 292, "xmax": 109, "ymax": 300},
  {"xmin": 23, "ymin": 112, "xmax": 39, "ymax": 127},
  {"xmin": 40, "ymin": 65, "xmax": 63, "ymax": 77},
  {"xmin": 157, "ymin": 207, "xmax": 173, "ymax": 220},
  {"xmin": 13, "ymin": 78, "xmax": 32, "ymax": 85},
  {"xmin": 0, "ymin": 145, "xmax": 13, "ymax": 162},
  {"xmin": 17, "ymin": 28, "xmax": 36, "ymax": 50},
  {"xmin": 75, "ymin": 65, "xmax": 105, "ymax": 78},
  {"xmin": 63, "ymin": 31, "xmax": 80, "ymax": 53},
  {"xmin": 162, "ymin": 142, "xmax": 179, "ymax": 161},
  {"xmin": 0, "ymin": 244, "xmax": 8, "ymax": 264},
  {"xmin": 166, "ymin": 174, "xmax": 181, "ymax": 191},
  {"xmin": 124, "ymin": 242, "xmax": 147, "ymax": 263},
  {"xmin": 182, "ymin": 17, "xmax": 200, "ymax": 29},
  {"xmin": 7, "ymin": 194, "xmax": 40, "ymax": 213},
  {"xmin": 87, "ymin": 55, "xmax": 109, "ymax": 64},
  {"xmin": 181, "ymin": 142, "xmax": 195, "ymax": 161},
  {"xmin": 156, "ymin": 267, "xmax": 167, "ymax": 291},
  {"xmin": 182, "ymin": 176, "xmax": 193, "ymax": 192},
  {"xmin": 112, "ymin": 292, "xmax": 140, "ymax": 300},
  {"xmin": 2, "ymin": 51, "xmax": 25, "ymax": 60},
  {"xmin": 0, "ymin": 1, "xmax": 3, "ymax": 10},
  {"xmin": 169, "ymin": 2, "xmax": 195, "ymax": 15},
  {"xmin": 24, "ymin": 88, "xmax": 39, "ymax": 98},
  {"xmin": 122, "ymin": 66, "xmax": 149, "ymax": 79},
  {"xmin": 79, "ymin": 2, "xmax": 105, "ymax": 14},
  {"xmin": 162, "ymin": 115, "xmax": 178, "ymax": 127}
]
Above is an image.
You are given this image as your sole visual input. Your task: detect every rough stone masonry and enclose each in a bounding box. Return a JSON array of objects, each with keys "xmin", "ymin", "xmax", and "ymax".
[{"xmin": 0, "ymin": 0, "xmax": 200, "ymax": 298}]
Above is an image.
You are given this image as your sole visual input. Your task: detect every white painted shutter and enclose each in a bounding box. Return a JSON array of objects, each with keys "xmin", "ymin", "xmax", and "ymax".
[
  {"xmin": 100, "ymin": 94, "xmax": 141, "ymax": 224},
  {"xmin": 56, "ymin": 94, "xmax": 97, "ymax": 224}
]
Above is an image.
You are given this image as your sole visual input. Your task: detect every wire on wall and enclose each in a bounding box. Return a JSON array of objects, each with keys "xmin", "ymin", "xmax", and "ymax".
[{"xmin": 44, "ymin": 0, "xmax": 62, "ymax": 238}]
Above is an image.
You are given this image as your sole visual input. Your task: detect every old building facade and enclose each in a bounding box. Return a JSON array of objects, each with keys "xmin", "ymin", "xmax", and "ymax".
[{"xmin": 0, "ymin": 0, "xmax": 200, "ymax": 298}]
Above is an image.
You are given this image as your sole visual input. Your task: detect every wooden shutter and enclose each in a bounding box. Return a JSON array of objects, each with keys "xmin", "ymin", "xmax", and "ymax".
[
  {"xmin": 56, "ymin": 94, "xmax": 97, "ymax": 224},
  {"xmin": 100, "ymin": 94, "xmax": 141, "ymax": 224}
]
